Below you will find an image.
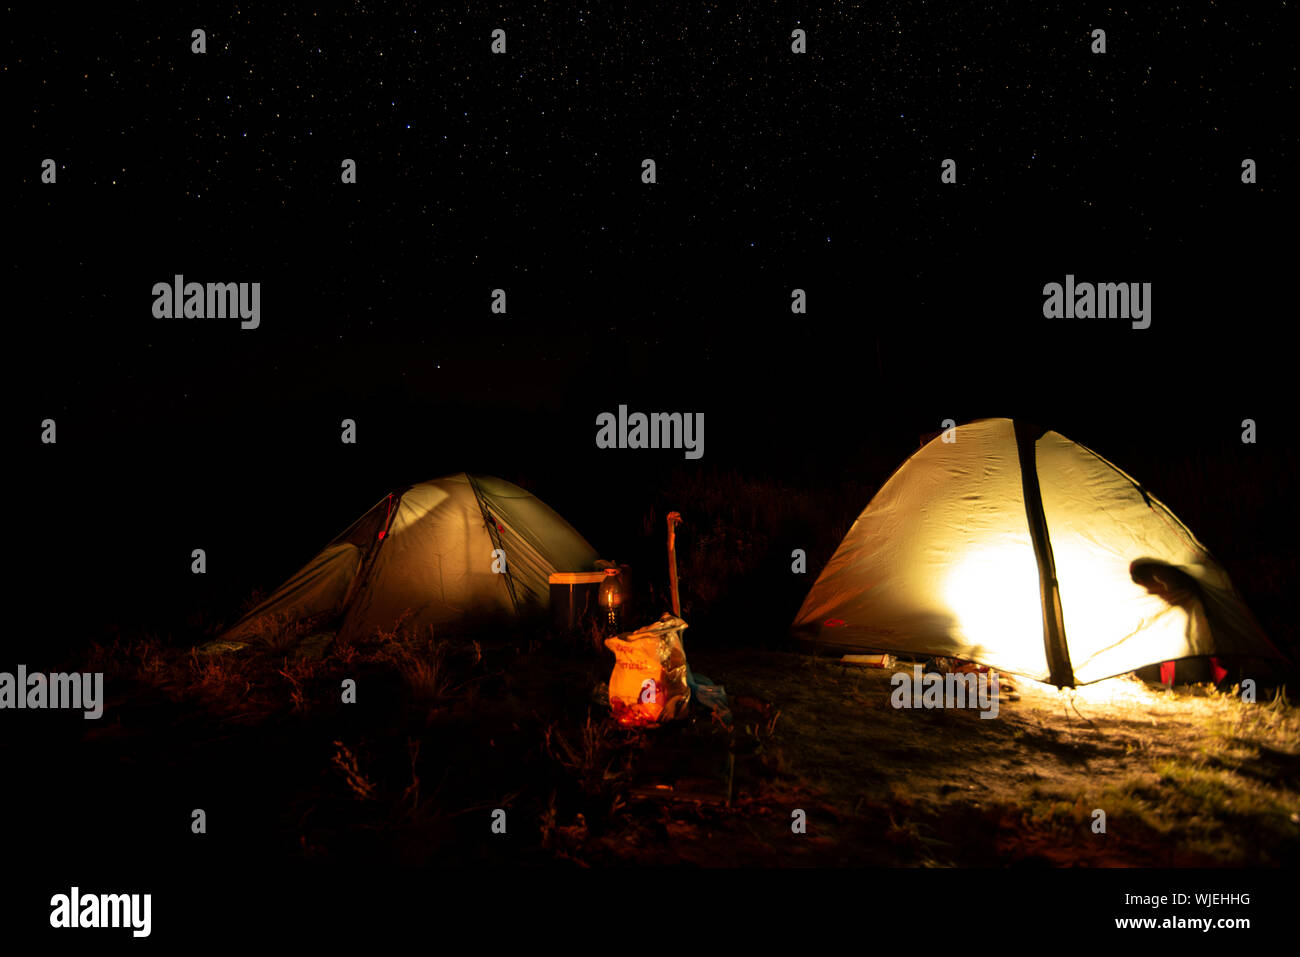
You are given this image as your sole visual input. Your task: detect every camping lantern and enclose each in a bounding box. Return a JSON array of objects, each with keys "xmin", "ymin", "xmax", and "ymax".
[{"xmin": 599, "ymin": 568, "xmax": 624, "ymax": 629}]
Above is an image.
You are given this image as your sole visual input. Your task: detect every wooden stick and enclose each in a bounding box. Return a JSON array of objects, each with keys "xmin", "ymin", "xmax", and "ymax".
[{"xmin": 666, "ymin": 511, "xmax": 683, "ymax": 617}]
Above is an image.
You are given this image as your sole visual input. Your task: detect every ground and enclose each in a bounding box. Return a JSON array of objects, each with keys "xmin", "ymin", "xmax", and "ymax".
[{"xmin": 18, "ymin": 627, "xmax": 1296, "ymax": 871}]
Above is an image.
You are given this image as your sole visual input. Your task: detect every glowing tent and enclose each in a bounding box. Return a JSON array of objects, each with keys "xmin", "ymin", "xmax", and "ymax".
[
  {"xmin": 792, "ymin": 419, "xmax": 1278, "ymax": 686},
  {"xmin": 223, "ymin": 473, "xmax": 600, "ymax": 643}
]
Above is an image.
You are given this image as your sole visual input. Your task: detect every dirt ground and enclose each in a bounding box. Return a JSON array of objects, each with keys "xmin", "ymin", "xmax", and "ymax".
[
  {"xmin": 18, "ymin": 632, "xmax": 1294, "ymax": 871},
  {"xmin": 686, "ymin": 649, "xmax": 1300, "ymax": 866}
]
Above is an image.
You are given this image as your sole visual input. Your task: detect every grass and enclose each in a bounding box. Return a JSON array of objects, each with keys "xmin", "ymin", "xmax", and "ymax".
[
  {"xmin": 46, "ymin": 625, "xmax": 1297, "ymax": 868},
  {"xmin": 17, "ymin": 463, "xmax": 1295, "ymax": 869}
]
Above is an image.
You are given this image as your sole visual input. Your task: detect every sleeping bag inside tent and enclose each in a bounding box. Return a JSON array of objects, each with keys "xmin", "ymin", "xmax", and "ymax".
[
  {"xmin": 792, "ymin": 419, "xmax": 1280, "ymax": 686},
  {"xmin": 223, "ymin": 473, "xmax": 601, "ymax": 643}
]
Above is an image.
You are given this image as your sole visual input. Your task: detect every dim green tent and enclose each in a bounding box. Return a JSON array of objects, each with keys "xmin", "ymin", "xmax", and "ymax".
[
  {"xmin": 222, "ymin": 473, "xmax": 600, "ymax": 644},
  {"xmin": 793, "ymin": 419, "xmax": 1280, "ymax": 686}
]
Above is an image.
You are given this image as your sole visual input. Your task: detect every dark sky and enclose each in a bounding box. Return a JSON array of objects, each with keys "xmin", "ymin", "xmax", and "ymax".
[{"xmin": 7, "ymin": 3, "xmax": 1294, "ymax": 646}]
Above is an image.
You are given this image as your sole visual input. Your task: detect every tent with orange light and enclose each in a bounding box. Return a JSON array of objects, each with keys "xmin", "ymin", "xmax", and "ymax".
[
  {"xmin": 221, "ymin": 473, "xmax": 601, "ymax": 644},
  {"xmin": 792, "ymin": 419, "xmax": 1280, "ymax": 686}
]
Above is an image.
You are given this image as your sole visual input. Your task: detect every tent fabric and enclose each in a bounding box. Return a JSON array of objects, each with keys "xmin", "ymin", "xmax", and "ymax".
[
  {"xmin": 792, "ymin": 418, "xmax": 1278, "ymax": 685},
  {"xmin": 224, "ymin": 473, "xmax": 600, "ymax": 643}
]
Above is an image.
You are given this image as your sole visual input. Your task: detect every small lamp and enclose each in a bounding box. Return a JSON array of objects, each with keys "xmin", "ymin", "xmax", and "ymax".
[{"xmin": 599, "ymin": 568, "xmax": 624, "ymax": 630}]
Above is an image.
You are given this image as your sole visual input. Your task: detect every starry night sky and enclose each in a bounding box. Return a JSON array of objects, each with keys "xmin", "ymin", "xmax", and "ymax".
[{"xmin": 8, "ymin": 3, "xmax": 1295, "ymax": 644}]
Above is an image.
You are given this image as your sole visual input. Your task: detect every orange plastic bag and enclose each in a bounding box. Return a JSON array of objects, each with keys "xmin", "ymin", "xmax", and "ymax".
[{"xmin": 604, "ymin": 614, "xmax": 691, "ymax": 727}]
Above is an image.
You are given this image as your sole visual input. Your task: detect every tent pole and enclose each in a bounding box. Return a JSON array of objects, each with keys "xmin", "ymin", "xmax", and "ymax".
[
  {"xmin": 1013, "ymin": 422, "xmax": 1076, "ymax": 688},
  {"xmin": 467, "ymin": 473, "xmax": 520, "ymax": 614}
]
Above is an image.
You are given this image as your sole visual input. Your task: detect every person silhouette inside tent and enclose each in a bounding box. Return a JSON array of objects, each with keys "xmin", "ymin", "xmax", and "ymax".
[{"xmin": 1130, "ymin": 560, "xmax": 1228, "ymax": 687}]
